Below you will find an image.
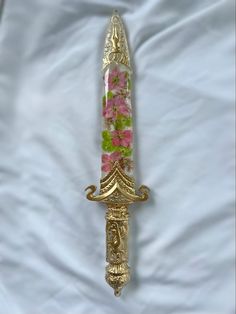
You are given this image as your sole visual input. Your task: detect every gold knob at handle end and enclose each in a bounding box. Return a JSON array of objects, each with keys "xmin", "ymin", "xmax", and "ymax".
[
  {"xmin": 114, "ymin": 289, "xmax": 121, "ymax": 297},
  {"xmin": 105, "ymin": 262, "xmax": 130, "ymax": 297}
]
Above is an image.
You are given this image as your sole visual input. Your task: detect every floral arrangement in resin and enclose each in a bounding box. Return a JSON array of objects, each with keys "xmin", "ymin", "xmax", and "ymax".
[{"xmin": 101, "ymin": 65, "xmax": 133, "ymax": 175}]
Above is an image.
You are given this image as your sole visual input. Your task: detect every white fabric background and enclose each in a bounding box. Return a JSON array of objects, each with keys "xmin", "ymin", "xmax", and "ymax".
[{"xmin": 0, "ymin": 0, "xmax": 235, "ymax": 313}]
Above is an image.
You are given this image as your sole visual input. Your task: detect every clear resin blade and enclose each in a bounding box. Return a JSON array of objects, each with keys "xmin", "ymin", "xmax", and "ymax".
[{"xmin": 101, "ymin": 12, "xmax": 133, "ymax": 178}]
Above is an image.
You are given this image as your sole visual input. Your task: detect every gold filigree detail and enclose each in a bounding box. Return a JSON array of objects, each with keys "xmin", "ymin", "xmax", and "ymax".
[
  {"xmin": 85, "ymin": 161, "xmax": 149, "ymax": 296},
  {"xmin": 102, "ymin": 10, "xmax": 131, "ymax": 71},
  {"xmin": 86, "ymin": 10, "xmax": 149, "ymax": 297},
  {"xmin": 105, "ymin": 204, "xmax": 129, "ymax": 295},
  {"xmin": 85, "ymin": 161, "xmax": 149, "ymax": 204},
  {"xmin": 106, "ymin": 263, "xmax": 130, "ymax": 297}
]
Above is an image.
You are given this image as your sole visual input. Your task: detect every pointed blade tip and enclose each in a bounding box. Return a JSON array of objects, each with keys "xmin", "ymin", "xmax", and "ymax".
[
  {"xmin": 112, "ymin": 9, "xmax": 119, "ymax": 15},
  {"xmin": 103, "ymin": 10, "xmax": 131, "ymax": 71}
]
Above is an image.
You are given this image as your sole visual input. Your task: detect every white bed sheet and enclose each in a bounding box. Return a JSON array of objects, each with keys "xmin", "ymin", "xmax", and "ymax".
[{"xmin": 0, "ymin": 0, "xmax": 235, "ymax": 313}]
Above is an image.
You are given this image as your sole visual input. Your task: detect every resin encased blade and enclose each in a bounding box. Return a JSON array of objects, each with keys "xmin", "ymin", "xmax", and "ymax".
[{"xmin": 101, "ymin": 12, "xmax": 133, "ymax": 178}]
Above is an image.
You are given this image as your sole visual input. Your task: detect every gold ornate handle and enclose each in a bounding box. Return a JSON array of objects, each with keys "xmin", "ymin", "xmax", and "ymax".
[
  {"xmin": 85, "ymin": 162, "xmax": 149, "ymax": 296},
  {"xmin": 105, "ymin": 204, "xmax": 130, "ymax": 296}
]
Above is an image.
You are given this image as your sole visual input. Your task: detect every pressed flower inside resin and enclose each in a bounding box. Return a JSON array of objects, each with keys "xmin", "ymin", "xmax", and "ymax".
[{"xmin": 101, "ymin": 64, "xmax": 133, "ymax": 176}]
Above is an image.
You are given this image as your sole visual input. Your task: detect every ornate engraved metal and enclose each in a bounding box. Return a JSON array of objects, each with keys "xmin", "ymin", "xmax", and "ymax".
[
  {"xmin": 85, "ymin": 11, "xmax": 149, "ymax": 297},
  {"xmin": 85, "ymin": 162, "xmax": 149, "ymax": 296},
  {"xmin": 102, "ymin": 10, "xmax": 131, "ymax": 71}
]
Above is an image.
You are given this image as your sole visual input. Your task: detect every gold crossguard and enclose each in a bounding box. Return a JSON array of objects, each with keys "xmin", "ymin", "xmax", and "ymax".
[{"xmin": 85, "ymin": 161, "xmax": 149, "ymax": 296}]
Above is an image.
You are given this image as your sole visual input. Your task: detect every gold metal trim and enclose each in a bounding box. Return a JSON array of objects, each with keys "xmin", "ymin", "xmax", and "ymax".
[
  {"xmin": 86, "ymin": 9, "xmax": 149, "ymax": 298},
  {"xmin": 85, "ymin": 161, "xmax": 149, "ymax": 296},
  {"xmin": 102, "ymin": 10, "xmax": 131, "ymax": 71}
]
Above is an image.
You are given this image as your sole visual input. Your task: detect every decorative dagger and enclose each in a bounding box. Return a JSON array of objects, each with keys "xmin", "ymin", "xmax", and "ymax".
[{"xmin": 85, "ymin": 10, "xmax": 149, "ymax": 297}]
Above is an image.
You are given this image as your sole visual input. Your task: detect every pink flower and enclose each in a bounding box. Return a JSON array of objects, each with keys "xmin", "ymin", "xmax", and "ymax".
[
  {"xmin": 108, "ymin": 67, "xmax": 126, "ymax": 90},
  {"xmin": 103, "ymin": 95, "xmax": 130, "ymax": 120},
  {"xmin": 111, "ymin": 130, "xmax": 132, "ymax": 147},
  {"xmin": 102, "ymin": 152, "xmax": 121, "ymax": 173}
]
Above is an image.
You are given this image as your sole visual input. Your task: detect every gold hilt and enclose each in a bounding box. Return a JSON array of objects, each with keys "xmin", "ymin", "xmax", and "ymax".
[
  {"xmin": 105, "ymin": 204, "xmax": 130, "ymax": 297},
  {"xmin": 85, "ymin": 161, "xmax": 149, "ymax": 296}
]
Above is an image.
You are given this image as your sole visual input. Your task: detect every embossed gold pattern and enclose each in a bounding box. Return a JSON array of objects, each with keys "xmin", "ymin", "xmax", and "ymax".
[
  {"xmin": 102, "ymin": 10, "xmax": 131, "ymax": 71},
  {"xmin": 85, "ymin": 161, "xmax": 149, "ymax": 296},
  {"xmin": 85, "ymin": 11, "xmax": 149, "ymax": 297}
]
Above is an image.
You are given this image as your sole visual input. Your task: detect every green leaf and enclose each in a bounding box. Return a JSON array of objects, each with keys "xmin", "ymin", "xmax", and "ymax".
[
  {"xmin": 128, "ymin": 78, "xmax": 131, "ymax": 90},
  {"xmin": 116, "ymin": 146, "xmax": 132, "ymax": 157},
  {"xmin": 114, "ymin": 116, "xmax": 132, "ymax": 130},
  {"xmin": 124, "ymin": 117, "xmax": 132, "ymax": 127},
  {"xmin": 102, "ymin": 130, "xmax": 111, "ymax": 140},
  {"xmin": 107, "ymin": 91, "xmax": 113, "ymax": 99},
  {"xmin": 114, "ymin": 118, "xmax": 123, "ymax": 130},
  {"xmin": 102, "ymin": 140, "xmax": 115, "ymax": 152},
  {"xmin": 101, "ymin": 131, "xmax": 116, "ymax": 152},
  {"xmin": 102, "ymin": 95, "xmax": 106, "ymax": 108}
]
